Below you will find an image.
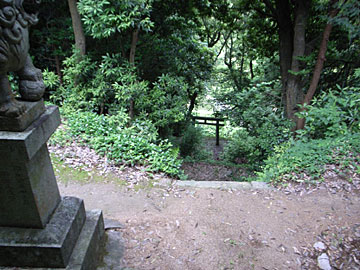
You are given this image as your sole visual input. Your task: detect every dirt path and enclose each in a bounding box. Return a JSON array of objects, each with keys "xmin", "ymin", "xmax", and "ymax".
[{"xmin": 58, "ymin": 181, "xmax": 360, "ymax": 270}]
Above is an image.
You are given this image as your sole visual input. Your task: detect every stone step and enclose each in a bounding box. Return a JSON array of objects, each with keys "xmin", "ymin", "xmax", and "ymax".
[{"xmin": 0, "ymin": 208, "xmax": 105, "ymax": 270}]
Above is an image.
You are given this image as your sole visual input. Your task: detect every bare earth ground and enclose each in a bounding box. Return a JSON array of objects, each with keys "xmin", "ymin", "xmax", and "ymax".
[
  {"xmin": 182, "ymin": 138, "xmax": 253, "ymax": 182},
  {"xmin": 50, "ymin": 143, "xmax": 360, "ymax": 270},
  {"xmin": 58, "ymin": 180, "xmax": 360, "ymax": 270}
]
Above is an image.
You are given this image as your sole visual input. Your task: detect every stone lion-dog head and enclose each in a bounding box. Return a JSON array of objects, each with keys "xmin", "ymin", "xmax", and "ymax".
[{"xmin": 0, "ymin": 0, "xmax": 45, "ymax": 118}]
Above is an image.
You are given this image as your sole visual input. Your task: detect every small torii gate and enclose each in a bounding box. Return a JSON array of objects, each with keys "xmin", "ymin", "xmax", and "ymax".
[{"xmin": 192, "ymin": 116, "xmax": 225, "ymax": 146}]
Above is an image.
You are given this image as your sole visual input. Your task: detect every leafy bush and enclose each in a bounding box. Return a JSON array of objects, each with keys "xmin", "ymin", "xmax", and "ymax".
[
  {"xmin": 222, "ymin": 129, "xmax": 257, "ymax": 165},
  {"xmin": 296, "ymin": 86, "xmax": 360, "ymax": 139},
  {"xmin": 178, "ymin": 124, "xmax": 203, "ymax": 157},
  {"xmin": 217, "ymin": 81, "xmax": 293, "ymax": 169},
  {"xmin": 50, "ymin": 110, "xmax": 182, "ymax": 177},
  {"xmin": 135, "ymin": 74, "xmax": 189, "ymax": 129},
  {"xmin": 52, "ymin": 53, "xmax": 145, "ymax": 114},
  {"xmin": 257, "ymin": 85, "xmax": 360, "ymax": 183},
  {"xmin": 51, "ymin": 53, "xmax": 190, "ymax": 132},
  {"xmin": 43, "ymin": 69, "xmax": 60, "ymax": 93},
  {"xmin": 258, "ymin": 133, "xmax": 360, "ymax": 183}
]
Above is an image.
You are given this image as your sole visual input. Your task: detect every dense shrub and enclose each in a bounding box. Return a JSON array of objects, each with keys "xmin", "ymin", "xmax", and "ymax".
[
  {"xmin": 259, "ymin": 85, "xmax": 360, "ymax": 183},
  {"xmin": 258, "ymin": 134, "xmax": 360, "ymax": 183},
  {"xmin": 49, "ymin": 110, "xmax": 182, "ymax": 177},
  {"xmin": 50, "ymin": 53, "xmax": 189, "ymax": 131},
  {"xmin": 218, "ymin": 81, "xmax": 293, "ymax": 169},
  {"xmin": 178, "ymin": 124, "xmax": 203, "ymax": 157},
  {"xmin": 296, "ymin": 86, "xmax": 360, "ymax": 139}
]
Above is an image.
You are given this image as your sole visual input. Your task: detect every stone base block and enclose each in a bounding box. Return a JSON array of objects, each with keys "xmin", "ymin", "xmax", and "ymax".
[
  {"xmin": 0, "ymin": 210, "xmax": 105, "ymax": 270},
  {"xmin": 0, "ymin": 197, "xmax": 86, "ymax": 268},
  {"xmin": 0, "ymin": 106, "xmax": 61, "ymax": 229},
  {"xmin": 0, "ymin": 100, "xmax": 45, "ymax": 132},
  {"xmin": 65, "ymin": 210, "xmax": 105, "ymax": 270}
]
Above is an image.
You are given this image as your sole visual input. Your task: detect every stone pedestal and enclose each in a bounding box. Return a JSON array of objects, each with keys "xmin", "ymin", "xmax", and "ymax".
[
  {"xmin": 0, "ymin": 106, "xmax": 61, "ymax": 228},
  {"xmin": 0, "ymin": 99, "xmax": 45, "ymax": 132},
  {"xmin": 0, "ymin": 106, "xmax": 105, "ymax": 269}
]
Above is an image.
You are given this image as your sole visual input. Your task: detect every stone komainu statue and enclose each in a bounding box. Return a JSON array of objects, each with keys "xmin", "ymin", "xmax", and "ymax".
[{"xmin": 0, "ymin": 0, "xmax": 45, "ymax": 118}]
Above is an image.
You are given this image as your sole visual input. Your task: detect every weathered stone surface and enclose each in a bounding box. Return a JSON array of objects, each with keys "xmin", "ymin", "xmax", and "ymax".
[
  {"xmin": 0, "ymin": 106, "xmax": 61, "ymax": 160},
  {"xmin": 0, "ymin": 210, "xmax": 105, "ymax": 270},
  {"xmin": 0, "ymin": 104, "xmax": 105, "ymax": 269},
  {"xmin": 251, "ymin": 181, "xmax": 272, "ymax": 189},
  {"xmin": 0, "ymin": 106, "xmax": 61, "ymax": 228},
  {"xmin": 175, "ymin": 180, "xmax": 272, "ymax": 190},
  {"xmin": 104, "ymin": 218, "xmax": 125, "ymax": 230},
  {"xmin": 67, "ymin": 210, "xmax": 105, "ymax": 270},
  {"xmin": 175, "ymin": 180, "xmax": 252, "ymax": 189},
  {"xmin": 0, "ymin": 144, "xmax": 61, "ymax": 228},
  {"xmin": 0, "ymin": 197, "xmax": 86, "ymax": 268},
  {"xmin": 0, "ymin": 100, "xmax": 45, "ymax": 132},
  {"xmin": 97, "ymin": 230, "xmax": 125, "ymax": 270},
  {"xmin": 0, "ymin": 1, "xmax": 45, "ymax": 119}
]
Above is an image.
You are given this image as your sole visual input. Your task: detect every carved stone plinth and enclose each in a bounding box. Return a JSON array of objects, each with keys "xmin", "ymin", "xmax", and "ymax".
[
  {"xmin": 0, "ymin": 106, "xmax": 61, "ymax": 228},
  {"xmin": 0, "ymin": 106, "xmax": 105, "ymax": 269},
  {"xmin": 0, "ymin": 100, "xmax": 45, "ymax": 132}
]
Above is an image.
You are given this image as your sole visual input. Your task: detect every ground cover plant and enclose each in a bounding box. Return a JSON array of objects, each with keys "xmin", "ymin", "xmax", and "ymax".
[
  {"xmin": 49, "ymin": 109, "xmax": 182, "ymax": 177},
  {"xmin": 258, "ymin": 86, "xmax": 360, "ymax": 184}
]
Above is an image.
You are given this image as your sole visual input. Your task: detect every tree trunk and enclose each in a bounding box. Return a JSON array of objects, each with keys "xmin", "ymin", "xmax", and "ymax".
[
  {"xmin": 285, "ymin": 0, "xmax": 310, "ymax": 121},
  {"xmin": 129, "ymin": 28, "xmax": 139, "ymax": 120},
  {"xmin": 67, "ymin": 0, "xmax": 86, "ymax": 55},
  {"xmin": 187, "ymin": 92, "xmax": 198, "ymax": 119},
  {"xmin": 54, "ymin": 54, "xmax": 63, "ymax": 85},
  {"xmin": 275, "ymin": 0, "xmax": 294, "ymax": 108},
  {"xmin": 250, "ymin": 60, "xmax": 254, "ymax": 79},
  {"xmin": 129, "ymin": 29, "xmax": 139, "ymax": 66},
  {"xmin": 296, "ymin": 0, "xmax": 339, "ymax": 130}
]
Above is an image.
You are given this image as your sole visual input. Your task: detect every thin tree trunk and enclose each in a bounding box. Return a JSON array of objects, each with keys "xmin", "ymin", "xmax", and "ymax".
[
  {"xmin": 285, "ymin": 0, "xmax": 310, "ymax": 121},
  {"xmin": 275, "ymin": 0, "xmax": 294, "ymax": 109},
  {"xmin": 250, "ymin": 60, "xmax": 254, "ymax": 79},
  {"xmin": 67, "ymin": 0, "xmax": 86, "ymax": 55},
  {"xmin": 187, "ymin": 92, "xmax": 198, "ymax": 119},
  {"xmin": 296, "ymin": 0, "xmax": 340, "ymax": 130},
  {"xmin": 129, "ymin": 29, "xmax": 139, "ymax": 66},
  {"xmin": 129, "ymin": 28, "xmax": 139, "ymax": 120},
  {"xmin": 54, "ymin": 54, "xmax": 63, "ymax": 85}
]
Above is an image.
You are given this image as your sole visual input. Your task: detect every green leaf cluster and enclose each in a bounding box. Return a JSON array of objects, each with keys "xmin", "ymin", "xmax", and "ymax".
[
  {"xmin": 259, "ymin": 85, "xmax": 360, "ymax": 183},
  {"xmin": 78, "ymin": 0, "xmax": 154, "ymax": 39},
  {"xmin": 258, "ymin": 134, "xmax": 360, "ymax": 183},
  {"xmin": 217, "ymin": 81, "xmax": 293, "ymax": 169},
  {"xmin": 49, "ymin": 110, "xmax": 182, "ymax": 177},
  {"xmin": 296, "ymin": 86, "xmax": 360, "ymax": 139}
]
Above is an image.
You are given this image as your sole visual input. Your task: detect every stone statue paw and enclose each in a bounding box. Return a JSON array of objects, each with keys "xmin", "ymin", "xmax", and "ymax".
[
  {"xmin": 18, "ymin": 58, "xmax": 46, "ymax": 101},
  {"xmin": 0, "ymin": 99, "xmax": 26, "ymax": 118},
  {"xmin": 19, "ymin": 73, "xmax": 46, "ymax": 101}
]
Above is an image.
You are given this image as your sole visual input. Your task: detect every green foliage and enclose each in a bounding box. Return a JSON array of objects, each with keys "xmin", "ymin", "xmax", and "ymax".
[
  {"xmin": 333, "ymin": 0, "xmax": 360, "ymax": 40},
  {"xmin": 54, "ymin": 52, "xmax": 142, "ymax": 113},
  {"xmin": 43, "ymin": 69, "xmax": 60, "ymax": 93},
  {"xmin": 222, "ymin": 129, "xmax": 259, "ymax": 168},
  {"xmin": 78, "ymin": 0, "xmax": 154, "ymax": 38},
  {"xmin": 259, "ymin": 85, "xmax": 360, "ymax": 183},
  {"xmin": 217, "ymin": 81, "xmax": 293, "ymax": 169},
  {"xmin": 29, "ymin": 0, "xmax": 74, "ymax": 72},
  {"xmin": 136, "ymin": 74, "xmax": 188, "ymax": 128},
  {"xmin": 178, "ymin": 124, "xmax": 203, "ymax": 157},
  {"xmin": 50, "ymin": 110, "xmax": 182, "ymax": 177},
  {"xmin": 56, "ymin": 52, "xmax": 191, "ymax": 131},
  {"xmin": 296, "ymin": 86, "xmax": 360, "ymax": 139},
  {"xmin": 258, "ymin": 134, "xmax": 360, "ymax": 183}
]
